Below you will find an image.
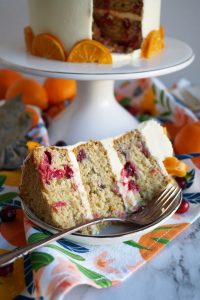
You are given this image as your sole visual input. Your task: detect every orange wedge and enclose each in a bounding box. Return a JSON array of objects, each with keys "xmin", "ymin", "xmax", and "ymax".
[
  {"xmin": 32, "ymin": 33, "xmax": 66, "ymax": 61},
  {"xmin": 163, "ymin": 157, "xmax": 188, "ymax": 177},
  {"xmin": 24, "ymin": 26, "xmax": 35, "ymax": 53},
  {"xmin": 27, "ymin": 141, "xmax": 41, "ymax": 152},
  {"xmin": 67, "ymin": 39, "xmax": 112, "ymax": 64},
  {"xmin": 142, "ymin": 26, "xmax": 165, "ymax": 59}
]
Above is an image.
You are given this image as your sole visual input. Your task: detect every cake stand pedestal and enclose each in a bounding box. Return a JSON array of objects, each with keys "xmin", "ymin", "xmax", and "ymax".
[
  {"xmin": 0, "ymin": 37, "xmax": 195, "ymax": 144},
  {"xmin": 49, "ymin": 80, "xmax": 138, "ymax": 144}
]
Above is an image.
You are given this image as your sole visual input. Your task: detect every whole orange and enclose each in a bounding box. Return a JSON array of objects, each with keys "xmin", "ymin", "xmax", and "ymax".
[
  {"xmin": 174, "ymin": 121, "xmax": 200, "ymax": 169},
  {"xmin": 0, "ymin": 69, "xmax": 22, "ymax": 99},
  {"xmin": 43, "ymin": 78, "xmax": 77, "ymax": 105},
  {"xmin": 5, "ymin": 78, "xmax": 48, "ymax": 110}
]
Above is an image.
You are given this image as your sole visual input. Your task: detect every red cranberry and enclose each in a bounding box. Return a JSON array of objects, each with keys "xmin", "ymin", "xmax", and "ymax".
[
  {"xmin": 128, "ymin": 180, "xmax": 140, "ymax": 192},
  {"xmin": 44, "ymin": 151, "xmax": 52, "ymax": 165},
  {"xmin": 0, "ymin": 263, "xmax": 14, "ymax": 276},
  {"xmin": 176, "ymin": 200, "xmax": 190, "ymax": 214},
  {"xmin": 175, "ymin": 177, "xmax": 187, "ymax": 190},
  {"xmin": 123, "ymin": 18, "xmax": 131, "ymax": 29},
  {"xmin": 64, "ymin": 165, "xmax": 74, "ymax": 179},
  {"xmin": 77, "ymin": 149, "xmax": 86, "ymax": 162},
  {"xmin": 1, "ymin": 206, "xmax": 16, "ymax": 222},
  {"xmin": 52, "ymin": 201, "xmax": 67, "ymax": 212},
  {"xmin": 126, "ymin": 105, "xmax": 140, "ymax": 116},
  {"xmin": 55, "ymin": 141, "xmax": 67, "ymax": 147},
  {"xmin": 121, "ymin": 161, "xmax": 138, "ymax": 178},
  {"xmin": 52, "ymin": 169, "xmax": 65, "ymax": 180}
]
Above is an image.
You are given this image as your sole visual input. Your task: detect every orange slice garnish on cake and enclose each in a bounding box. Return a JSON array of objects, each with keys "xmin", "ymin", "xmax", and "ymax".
[
  {"xmin": 163, "ymin": 157, "xmax": 188, "ymax": 177},
  {"xmin": 67, "ymin": 39, "xmax": 113, "ymax": 64},
  {"xmin": 32, "ymin": 33, "xmax": 66, "ymax": 61},
  {"xmin": 24, "ymin": 26, "xmax": 35, "ymax": 53},
  {"xmin": 27, "ymin": 141, "xmax": 41, "ymax": 152},
  {"xmin": 141, "ymin": 26, "xmax": 165, "ymax": 59}
]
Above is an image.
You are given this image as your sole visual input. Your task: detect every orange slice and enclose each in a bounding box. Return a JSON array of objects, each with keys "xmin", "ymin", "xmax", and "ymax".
[
  {"xmin": 32, "ymin": 33, "xmax": 66, "ymax": 61},
  {"xmin": 24, "ymin": 26, "xmax": 35, "ymax": 53},
  {"xmin": 67, "ymin": 39, "xmax": 112, "ymax": 64},
  {"xmin": 163, "ymin": 157, "xmax": 188, "ymax": 177},
  {"xmin": 27, "ymin": 141, "xmax": 41, "ymax": 152},
  {"xmin": 142, "ymin": 26, "xmax": 165, "ymax": 59}
]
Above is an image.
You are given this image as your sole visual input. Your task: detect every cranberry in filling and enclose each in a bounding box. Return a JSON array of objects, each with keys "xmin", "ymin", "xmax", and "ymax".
[
  {"xmin": 52, "ymin": 201, "xmax": 67, "ymax": 212},
  {"xmin": 77, "ymin": 149, "xmax": 86, "ymax": 162},
  {"xmin": 128, "ymin": 180, "xmax": 140, "ymax": 192},
  {"xmin": 121, "ymin": 161, "xmax": 138, "ymax": 178}
]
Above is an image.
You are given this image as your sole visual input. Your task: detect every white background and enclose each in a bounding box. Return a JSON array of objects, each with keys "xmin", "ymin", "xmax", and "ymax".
[{"xmin": 0, "ymin": 0, "xmax": 199, "ymax": 87}]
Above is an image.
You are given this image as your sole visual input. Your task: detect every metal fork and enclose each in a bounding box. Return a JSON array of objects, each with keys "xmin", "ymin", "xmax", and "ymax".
[{"xmin": 0, "ymin": 184, "xmax": 181, "ymax": 267}]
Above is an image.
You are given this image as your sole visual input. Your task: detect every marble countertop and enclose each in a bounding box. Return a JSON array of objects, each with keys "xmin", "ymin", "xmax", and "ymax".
[{"xmin": 65, "ymin": 219, "xmax": 200, "ymax": 300}]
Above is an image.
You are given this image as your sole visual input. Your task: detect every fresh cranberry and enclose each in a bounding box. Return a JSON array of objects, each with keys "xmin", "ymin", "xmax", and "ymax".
[
  {"xmin": 77, "ymin": 149, "xmax": 86, "ymax": 162},
  {"xmin": 55, "ymin": 141, "xmax": 67, "ymax": 147},
  {"xmin": 128, "ymin": 180, "xmax": 140, "ymax": 192},
  {"xmin": 52, "ymin": 169, "xmax": 65, "ymax": 180},
  {"xmin": 44, "ymin": 151, "xmax": 52, "ymax": 165},
  {"xmin": 1, "ymin": 206, "xmax": 16, "ymax": 222},
  {"xmin": 121, "ymin": 161, "xmax": 138, "ymax": 178},
  {"xmin": 0, "ymin": 263, "xmax": 14, "ymax": 276},
  {"xmin": 64, "ymin": 165, "xmax": 74, "ymax": 179},
  {"xmin": 126, "ymin": 105, "xmax": 140, "ymax": 116},
  {"xmin": 175, "ymin": 177, "xmax": 187, "ymax": 190},
  {"xmin": 176, "ymin": 200, "xmax": 190, "ymax": 214}
]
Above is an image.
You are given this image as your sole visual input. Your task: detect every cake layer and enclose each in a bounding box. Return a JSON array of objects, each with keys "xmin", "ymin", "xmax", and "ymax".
[
  {"xmin": 113, "ymin": 130, "xmax": 169, "ymax": 203},
  {"xmin": 93, "ymin": 9, "xmax": 143, "ymax": 52},
  {"xmin": 94, "ymin": 0, "xmax": 143, "ymax": 15},
  {"xmin": 20, "ymin": 147, "xmax": 92, "ymax": 231},
  {"xmin": 73, "ymin": 141, "xmax": 125, "ymax": 218}
]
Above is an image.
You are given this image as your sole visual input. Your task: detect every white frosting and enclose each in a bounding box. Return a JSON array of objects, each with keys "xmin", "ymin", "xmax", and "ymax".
[
  {"xmin": 142, "ymin": 0, "xmax": 161, "ymax": 38},
  {"xmin": 138, "ymin": 120, "xmax": 173, "ymax": 174},
  {"xmin": 28, "ymin": 0, "xmax": 93, "ymax": 52},
  {"xmin": 27, "ymin": 0, "xmax": 161, "ymax": 60}
]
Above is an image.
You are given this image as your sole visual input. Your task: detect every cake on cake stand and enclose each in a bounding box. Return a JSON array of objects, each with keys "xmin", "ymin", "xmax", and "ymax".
[{"xmin": 0, "ymin": 37, "xmax": 194, "ymax": 145}]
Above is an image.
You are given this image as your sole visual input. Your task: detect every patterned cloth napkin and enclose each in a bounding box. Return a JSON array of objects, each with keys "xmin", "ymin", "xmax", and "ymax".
[{"xmin": 0, "ymin": 79, "xmax": 200, "ymax": 300}]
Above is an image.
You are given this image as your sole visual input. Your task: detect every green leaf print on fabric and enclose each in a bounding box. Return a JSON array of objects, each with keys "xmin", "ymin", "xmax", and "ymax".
[
  {"xmin": 46, "ymin": 244, "xmax": 85, "ymax": 261},
  {"xmin": 75, "ymin": 263, "xmax": 112, "ymax": 288},
  {"xmin": 124, "ymin": 240, "xmax": 151, "ymax": 250},
  {"xmin": 28, "ymin": 233, "xmax": 85, "ymax": 261},
  {"xmin": 0, "ymin": 175, "xmax": 6, "ymax": 187},
  {"xmin": 0, "ymin": 192, "xmax": 18, "ymax": 202},
  {"xmin": 151, "ymin": 237, "xmax": 170, "ymax": 244},
  {"xmin": 31, "ymin": 252, "xmax": 54, "ymax": 272}
]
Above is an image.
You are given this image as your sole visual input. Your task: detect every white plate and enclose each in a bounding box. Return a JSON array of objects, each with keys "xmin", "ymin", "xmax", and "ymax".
[
  {"xmin": 0, "ymin": 37, "xmax": 194, "ymax": 80},
  {"xmin": 21, "ymin": 187, "xmax": 182, "ymax": 245}
]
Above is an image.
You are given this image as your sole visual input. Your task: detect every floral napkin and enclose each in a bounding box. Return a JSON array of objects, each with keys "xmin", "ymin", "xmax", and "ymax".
[{"xmin": 0, "ymin": 79, "xmax": 200, "ymax": 300}]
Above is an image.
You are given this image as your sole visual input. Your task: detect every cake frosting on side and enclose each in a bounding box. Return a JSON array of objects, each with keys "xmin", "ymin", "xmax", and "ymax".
[{"xmin": 20, "ymin": 120, "xmax": 172, "ymax": 233}]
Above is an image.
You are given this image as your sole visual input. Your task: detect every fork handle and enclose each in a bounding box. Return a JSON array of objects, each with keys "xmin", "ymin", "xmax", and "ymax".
[{"xmin": 0, "ymin": 217, "xmax": 124, "ymax": 267}]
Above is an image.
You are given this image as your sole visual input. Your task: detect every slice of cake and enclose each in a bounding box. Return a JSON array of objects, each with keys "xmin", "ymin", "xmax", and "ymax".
[
  {"xmin": 25, "ymin": 0, "xmax": 163, "ymax": 62},
  {"xmin": 20, "ymin": 120, "xmax": 173, "ymax": 233}
]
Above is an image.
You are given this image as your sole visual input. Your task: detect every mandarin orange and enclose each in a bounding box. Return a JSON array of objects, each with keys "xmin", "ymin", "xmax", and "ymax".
[
  {"xmin": 43, "ymin": 78, "xmax": 77, "ymax": 104},
  {"xmin": 67, "ymin": 39, "xmax": 112, "ymax": 64},
  {"xmin": 174, "ymin": 122, "xmax": 200, "ymax": 169},
  {"xmin": 0, "ymin": 69, "xmax": 23, "ymax": 99},
  {"xmin": 5, "ymin": 78, "xmax": 48, "ymax": 110}
]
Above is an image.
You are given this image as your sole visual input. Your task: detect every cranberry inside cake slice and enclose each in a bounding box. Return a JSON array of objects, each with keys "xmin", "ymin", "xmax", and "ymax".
[
  {"xmin": 73, "ymin": 141, "xmax": 126, "ymax": 219},
  {"xmin": 113, "ymin": 130, "xmax": 169, "ymax": 204},
  {"xmin": 20, "ymin": 146, "xmax": 90, "ymax": 230},
  {"xmin": 93, "ymin": 0, "xmax": 143, "ymax": 53}
]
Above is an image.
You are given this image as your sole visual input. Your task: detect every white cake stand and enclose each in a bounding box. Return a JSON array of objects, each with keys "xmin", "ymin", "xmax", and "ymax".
[{"xmin": 0, "ymin": 37, "xmax": 194, "ymax": 144}]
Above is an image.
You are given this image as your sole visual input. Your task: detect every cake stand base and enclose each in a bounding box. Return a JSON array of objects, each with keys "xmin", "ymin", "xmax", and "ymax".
[{"xmin": 48, "ymin": 80, "xmax": 138, "ymax": 145}]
